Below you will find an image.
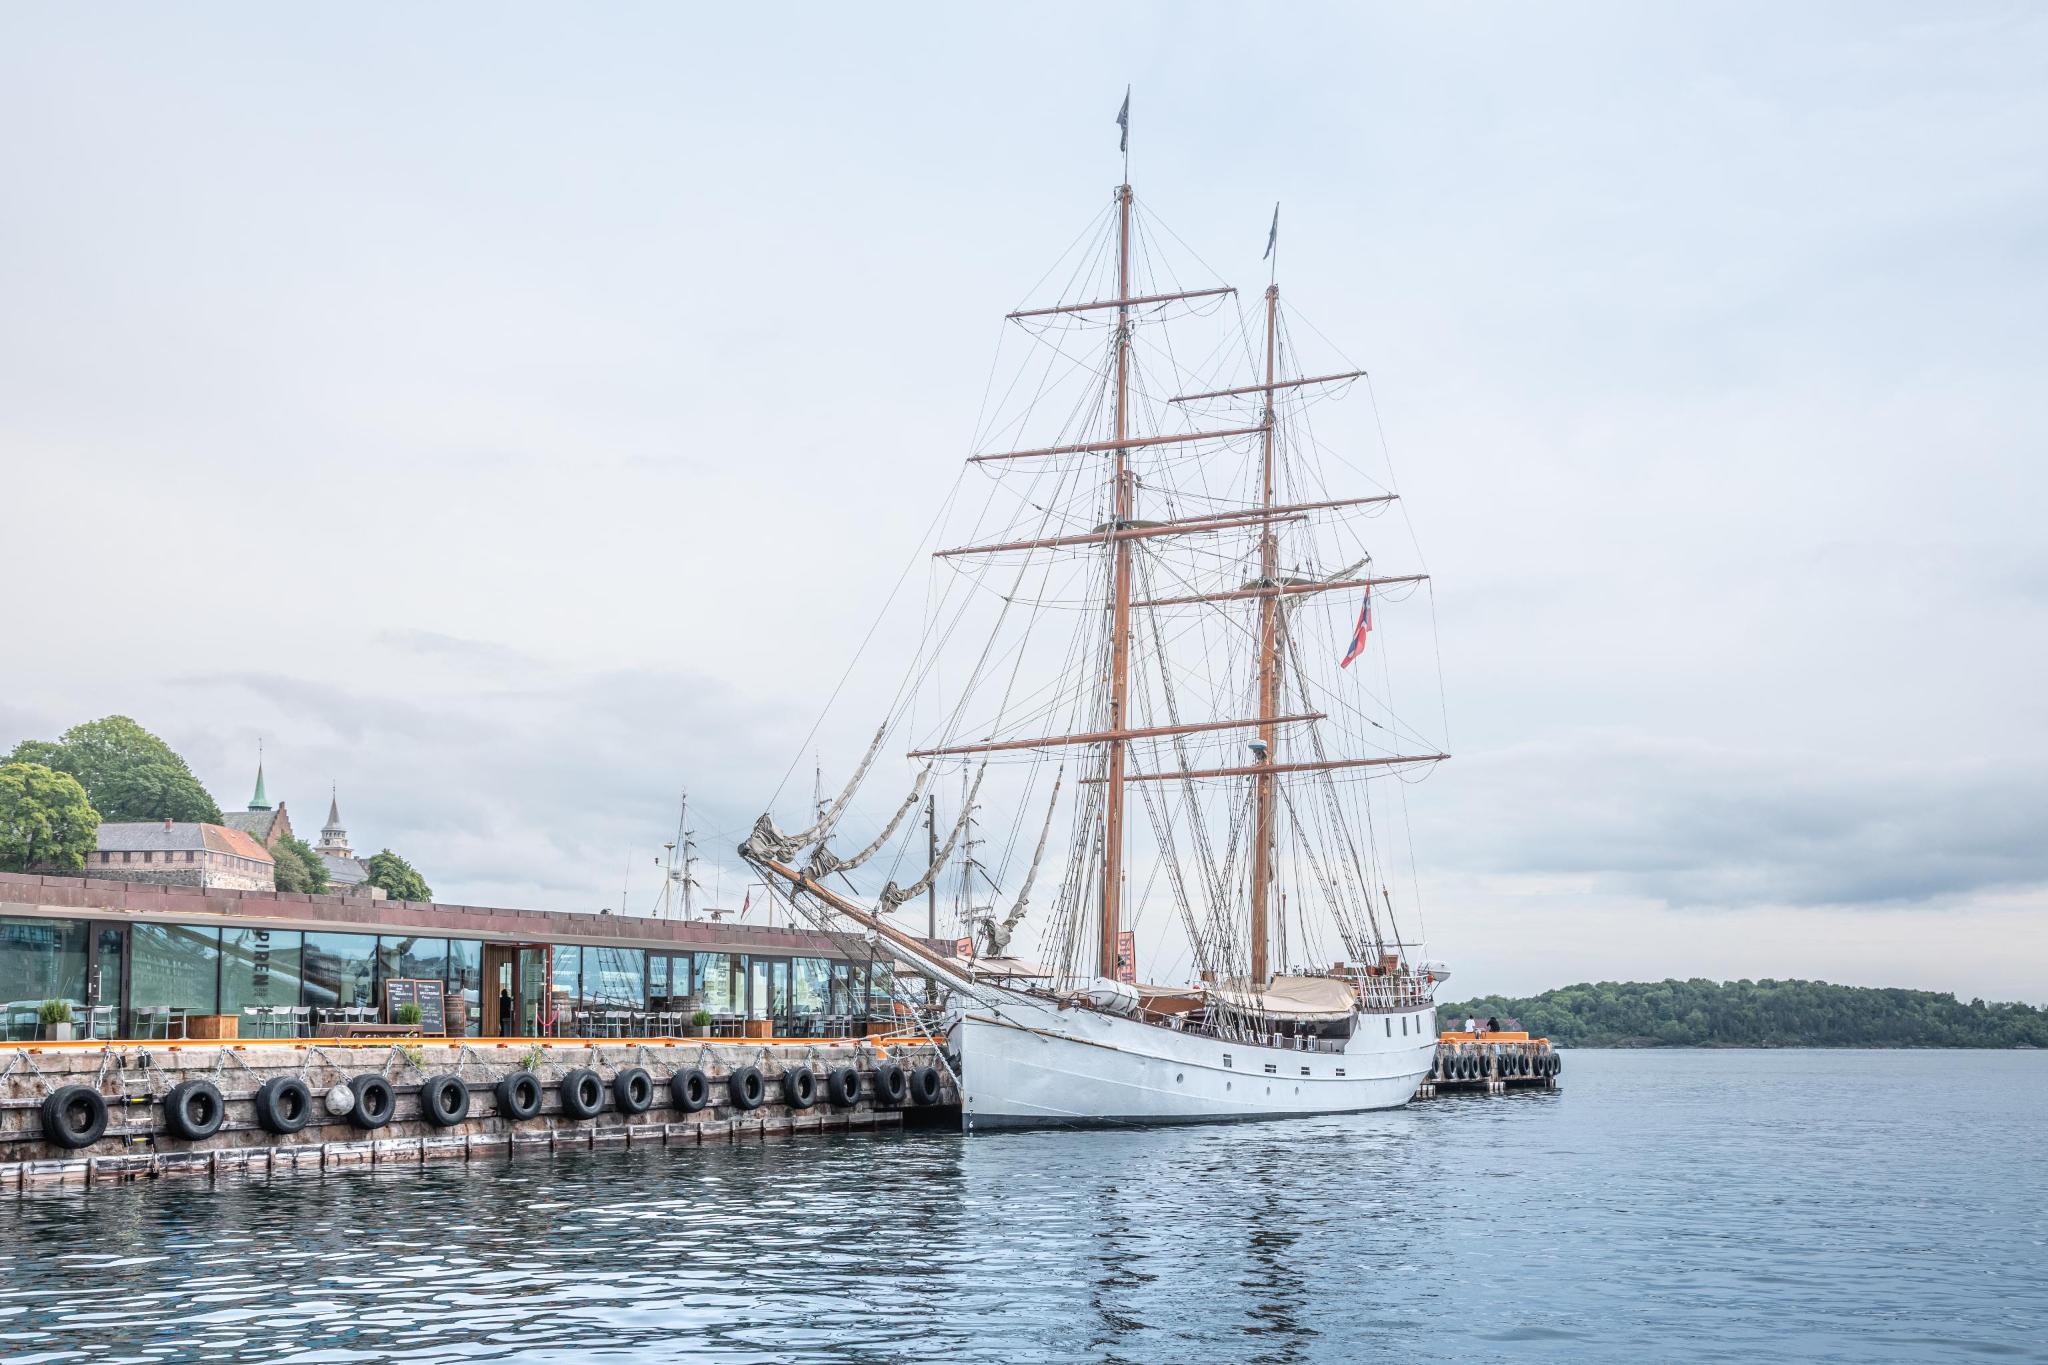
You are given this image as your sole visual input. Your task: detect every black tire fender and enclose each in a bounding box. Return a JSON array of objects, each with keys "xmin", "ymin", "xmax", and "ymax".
[
  {"xmin": 613, "ymin": 1067, "xmax": 654, "ymax": 1115},
  {"xmin": 783, "ymin": 1067, "xmax": 817, "ymax": 1109},
  {"xmin": 253, "ymin": 1077, "xmax": 313, "ymax": 1135},
  {"xmin": 42, "ymin": 1085, "xmax": 109, "ymax": 1149},
  {"xmin": 909, "ymin": 1065, "xmax": 944, "ymax": 1106},
  {"xmin": 558, "ymin": 1068, "xmax": 605, "ymax": 1119},
  {"xmin": 495, "ymin": 1070, "xmax": 544, "ymax": 1121},
  {"xmin": 350, "ymin": 1074, "xmax": 396, "ymax": 1130},
  {"xmin": 826, "ymin": 1067, "xmax": 861, "ymax": 1107},
  {"xmin": 420, "ymin": 1074, "xmax": 470, "ymax": 1127},
  {"xmin": 872, "ymin": 1062, "xmax": 907, "ymax": 1106},
  {"xmin": 726, "ymin": 1066, "xmax": 765, "ymax": 1111},
  {"xmin": 670, "ymin": 1068, "xmax": 710, "ymax": 1113},
  {"xmin": 164, "ymin": 1079, "xmax": 226, "ymax": 1141}
]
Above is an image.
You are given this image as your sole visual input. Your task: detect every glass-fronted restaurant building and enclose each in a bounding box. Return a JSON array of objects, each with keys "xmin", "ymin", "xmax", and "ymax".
[{"xmin": 0, "ymin": 869, "xmax": 906, "ymax": 1042}]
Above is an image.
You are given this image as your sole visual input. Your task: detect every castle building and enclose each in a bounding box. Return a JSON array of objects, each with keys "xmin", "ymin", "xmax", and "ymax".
[
  {"xmin": 91, "ymin": 820, "xmax": 275, "ymax": 892},
  {"xmin": 219, "ymin": 758, "xmax": 293, "ymax": 850},
  {"xmin": 315, "ymin": 790, "xmax": 378, "ymax": 897}
]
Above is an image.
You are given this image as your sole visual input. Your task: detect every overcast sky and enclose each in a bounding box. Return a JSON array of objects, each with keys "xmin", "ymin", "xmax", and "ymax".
[{"xmin": 4, "ymin": 4, "xmax": 2043, "ymax": 1002}]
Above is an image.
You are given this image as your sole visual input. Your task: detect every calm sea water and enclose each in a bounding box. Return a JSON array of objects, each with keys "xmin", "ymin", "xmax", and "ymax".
[{"xmin": 1, "ymin": 1050, "xmax": 2042, "ymax": 1364}]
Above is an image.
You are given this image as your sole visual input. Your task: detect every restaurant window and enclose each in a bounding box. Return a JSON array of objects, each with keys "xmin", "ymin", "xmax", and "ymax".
[
  {"xmin": 581, "ymin": 946, "xmax": 645, "ymax": 1010},
  {"xmin": 383, "ymin": 935, "xmax": 449, "ymax": 987},
  {"xmin": 551, "ymin": 945, "xmax": 582, "ymax": 1017},
  {"xmin": 0, "ymin": 917, "xmax": 90, "ymax": 1040},
  {"xmin": 303, "ymin": 931, "xmax": 378, "ymax": 1010},
  {"xmin": 446, "ymin": 939, "xmax": 482, "ymax": 1038},
  {"xmin": 220, "ymin": 927, "xmax": 305, "ymax": 1015},
  {"xmin": 693, "ymin": 952, "xmax": 740, "ymax": 1016},
  {"xmin": 792, "ymin": 957, "xmax": 831, "ymax": 1023},
  {"xmin": 130, "ymin": 924, "xmax": 221, "ymax": 1024}
]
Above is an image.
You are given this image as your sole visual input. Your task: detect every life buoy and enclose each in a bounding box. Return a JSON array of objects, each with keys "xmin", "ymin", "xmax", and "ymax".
[
  {"xmin": 872, "ymin": 1062, "xmax": 907, "ymax": 1106},
  {"xmin": 558, "ymin": 1068, "xmax": 605, "ymax": 1119},
  {"xmin": 726, "ymin": 1066, "xmax": 765, "ymax": 1111},
  {"xmin": 254, "ymin": 1077, "xmax": 313, "ymax": 1135},
  {"xmin": 783, "ymin": 1068, "xmax": 817, "ymax": 1110},
  {"xmin": 826, "ymin": 1067, "xmax": 861, "ymax": 1107},
  {"xmin": 670, "ymin": 1068, "xmax": 710, "ymax": 1112},
  {"xmin": 420, "ymin": 1074, "xmax": 470, "ymax": 1127},
  {"xmin": 164, "ymin": 1079, "xmax": 226, "ymax": 1141},
  {"xmin": 495, "ymin": 1070, "xmax": 543, "ymax": 1120},
  {"xmin": 613, "ymin": 1067, "xmax": 654, "ymax": 1115},
  {"xmin": 909, "ymin": 1066, "xmax": 944, "ymax": 1106},
  {"xmin": 350, "ymin": 1075, "xmax": 396, "ymax": 1130},
  {"xmin": 42, "ymin": 1085, "xmax": 108, "ymax": 1149}
]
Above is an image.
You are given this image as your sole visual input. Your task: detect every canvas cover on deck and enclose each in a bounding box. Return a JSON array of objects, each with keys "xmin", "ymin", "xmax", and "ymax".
[{"xmin": 1205, "ymin": 975, "xmax": 1357, "ymax": 1022}]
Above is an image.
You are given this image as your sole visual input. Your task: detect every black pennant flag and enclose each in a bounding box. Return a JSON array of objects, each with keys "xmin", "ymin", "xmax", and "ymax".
[
  {"xmin": 1264, "ymin": 203, "xmax": 1279, "ymax": 260},
  {"xmin": 1117, "ymin": 87, "xmax": 1130, "ymax": 153}
]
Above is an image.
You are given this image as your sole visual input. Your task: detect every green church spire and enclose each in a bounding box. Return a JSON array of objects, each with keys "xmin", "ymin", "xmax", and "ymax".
[{"xmin": 249, "ymin": 741, "xmax": 270, "ymax": 812}]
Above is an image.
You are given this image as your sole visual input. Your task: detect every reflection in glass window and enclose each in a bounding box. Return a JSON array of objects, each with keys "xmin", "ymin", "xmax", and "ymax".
[
  {"xmin": 693, "ymin": 952, "xmax": 738, "ymax": 1015},
  {"xmin": 383, "ymin": 935, "xmax": 449, "ymax": 986},
  {"xmin": 792, "ymin": 958, "xmax": 831, "ymax": 1021},
  {"xmin": 446, "ymin": 939, "xmax": 481, "ymax": 1037},
  {"xmin": 551, "ymin": 945, "xmax": 581, "ymax": 1024},
  {"xmin": 303, "ymin": 932, "xmax": 378, "ymax": 1009},
  {"xmin": 582, "ymin": 947, "xmax": 645, "ymax": 1008},
  {"xmin": 131, "ymin": 925, "xmax": 221, "ymax": 1025},
  {"xmin": 0, "ymin": 917, "xmax": 90, "ymax": 1040},
  {"xmin": 220, "ymin": 928, "xmax": 304, "ymax": 1015}
]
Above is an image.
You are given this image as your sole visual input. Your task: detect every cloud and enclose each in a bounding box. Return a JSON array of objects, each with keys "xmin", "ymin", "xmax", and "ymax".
[
  {"xmin": 1435, "ymin": 733, "xmax": 2048, "ymax": 910},
  {"xmin": 172, "ymin": 665, "xmax": 804, "ymax": 912}
]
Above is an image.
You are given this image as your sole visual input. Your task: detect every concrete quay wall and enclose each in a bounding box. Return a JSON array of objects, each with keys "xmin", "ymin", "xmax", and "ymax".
[{"xmin": 0, "ymin": 1038, "xmax": 957, "ymax": 1188}]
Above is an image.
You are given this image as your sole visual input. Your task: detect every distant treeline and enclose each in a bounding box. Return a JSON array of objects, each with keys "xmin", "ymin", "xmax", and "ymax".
[{"xmin": 1438, "ymin": 978, "xmax": 2048, "ymax": 1049}]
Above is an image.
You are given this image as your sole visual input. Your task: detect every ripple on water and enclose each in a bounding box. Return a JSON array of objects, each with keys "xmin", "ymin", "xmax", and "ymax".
[{"xmin": 2, "ymin": 1052, "xmax": 2045, "ymax": 1363}]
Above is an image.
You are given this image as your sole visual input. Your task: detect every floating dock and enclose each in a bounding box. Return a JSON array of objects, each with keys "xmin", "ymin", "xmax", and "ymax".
[
  {"xmin": 1415, "ymin": 1031, "xmax": 1561, "ymax": 1098},
  {"xmin": 0, "ymin": 1035, "xmax": 957, "ymax": 1190}
]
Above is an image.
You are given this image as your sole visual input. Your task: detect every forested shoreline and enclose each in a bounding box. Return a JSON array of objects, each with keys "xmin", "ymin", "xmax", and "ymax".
[{"xmin": 1438, "ymin": 978, "xmax": 2048, "ymax": 1048}]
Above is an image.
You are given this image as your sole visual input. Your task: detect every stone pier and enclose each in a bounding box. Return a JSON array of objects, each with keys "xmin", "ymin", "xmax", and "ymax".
[{"xmin": 0, "ymin": 1037, "xmax": 959, "ymax": 1189}]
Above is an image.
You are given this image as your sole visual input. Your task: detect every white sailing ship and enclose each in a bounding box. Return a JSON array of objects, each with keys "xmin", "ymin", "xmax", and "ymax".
[{"xmin": 744, "ymin": 111, "xmax": 1452, "ymax": 1130}]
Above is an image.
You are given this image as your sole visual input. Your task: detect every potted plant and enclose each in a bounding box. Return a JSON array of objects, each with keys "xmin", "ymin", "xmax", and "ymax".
[
  {"xmin": 689, "ymin": 1008, "xmax": 713, "ymax": 1038},
  {"xmin": 38, "ymin": 1000, "xmax": 74, "ymax": 1042},
  {"xmin": 394, "ymin": 1002, "xmax": 423, "ymax": 1031}
]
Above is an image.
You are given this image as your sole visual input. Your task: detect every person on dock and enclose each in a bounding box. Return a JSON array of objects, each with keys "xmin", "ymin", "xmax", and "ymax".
[
  {"xmin": 1486, "ymin": 1015, "xmax": 1500, "ymax": 1034},
  {"xmin": 1464, "ymin": 1016, "xmax": 1476, "ymax": 1033},
  {"xmin": 499, "ymin": 985, "xmax": 515, "ymax": 1037}
]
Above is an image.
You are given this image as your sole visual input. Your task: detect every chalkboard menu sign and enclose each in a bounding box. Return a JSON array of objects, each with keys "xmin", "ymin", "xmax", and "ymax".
[{"xmin": 383, "ymin": 978, "xmax": 447, "ymax": 1034}]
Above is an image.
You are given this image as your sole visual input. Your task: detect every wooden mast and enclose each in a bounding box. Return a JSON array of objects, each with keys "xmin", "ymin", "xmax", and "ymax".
[
  {"xmin": 1250, "ymin": 282, "xmax": 1280, "ymax": 985},
  {"xmin": 1100, "ymin": 181, "xmax": 1135, "ymax": 982}
]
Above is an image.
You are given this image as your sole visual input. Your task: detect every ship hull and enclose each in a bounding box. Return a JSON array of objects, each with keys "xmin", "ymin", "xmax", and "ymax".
[{"xmin": 948, "ymin": 990, "xmax": 1435, "ymax": 1132}]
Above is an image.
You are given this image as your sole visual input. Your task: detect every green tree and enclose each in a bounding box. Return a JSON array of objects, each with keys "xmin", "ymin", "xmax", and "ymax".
[
  {"xmin": 1439, "ymin": 977, "xmax": 2048, "ymax": 1049},
  {"xmin": 0, "ymin": 763, "xmax": 101, "ymax": 873},
  {"xmin": 270, "ymin": 834, "xmax": 332, "ymax": 894},
  {"xmin": 362, "ymin": 849, "xmax": 432, "ymax": 902},
  {"xmin": 6, "ymin": 716, "xmax": 222, "ymax": 824}
]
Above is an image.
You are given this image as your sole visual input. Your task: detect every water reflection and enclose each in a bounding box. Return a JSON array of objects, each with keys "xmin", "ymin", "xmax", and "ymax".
[{"xmin": 2, "ymin": 1052, "xmax": 2043, "ymax": 1363}]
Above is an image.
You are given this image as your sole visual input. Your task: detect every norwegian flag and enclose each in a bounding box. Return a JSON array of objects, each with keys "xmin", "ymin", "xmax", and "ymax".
[{"xmin": 1339, "ymin": 588, "xmax": 1373, "ymax": 668}]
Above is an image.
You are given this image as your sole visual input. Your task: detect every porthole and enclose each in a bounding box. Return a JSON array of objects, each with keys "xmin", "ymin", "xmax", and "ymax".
[{"xmin": 1175, "ymin": 1073, "xmax": 1184, "ymax": 1083}]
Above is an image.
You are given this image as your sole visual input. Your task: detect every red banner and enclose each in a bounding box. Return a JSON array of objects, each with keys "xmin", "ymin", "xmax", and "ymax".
[{"xmin": 1115, "ymin": 931, "xmax": 1137, "ymax": 984}]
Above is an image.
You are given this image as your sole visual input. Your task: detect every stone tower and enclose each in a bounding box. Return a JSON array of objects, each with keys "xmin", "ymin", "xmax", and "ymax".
[{"xmin": 316, "ymin": 788, "xmax": 354, "ymax": 860}]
